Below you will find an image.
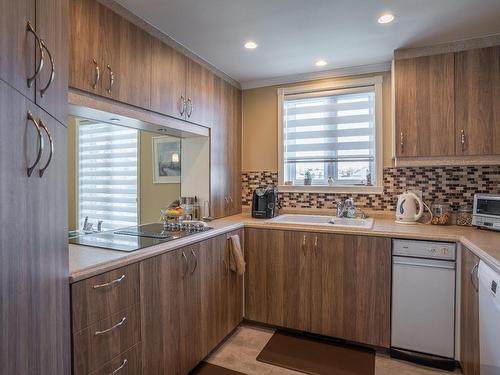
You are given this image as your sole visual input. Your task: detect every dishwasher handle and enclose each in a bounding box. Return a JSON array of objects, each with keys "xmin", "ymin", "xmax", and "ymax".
[{"xmin": 393, "ymin": 257, "xmax": 456, "ymax": 270}]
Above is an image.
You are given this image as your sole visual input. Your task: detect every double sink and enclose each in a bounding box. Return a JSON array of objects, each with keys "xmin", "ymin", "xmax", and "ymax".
[{"xmin": 269, "ymin": 214, "xmax": 374, "ymax": 229}]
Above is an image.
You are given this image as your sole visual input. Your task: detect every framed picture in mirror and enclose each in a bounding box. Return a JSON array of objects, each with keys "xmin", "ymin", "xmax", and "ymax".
[{"xmin": 153, "ymin": 136, "xmax": 181, "ymax": 183}]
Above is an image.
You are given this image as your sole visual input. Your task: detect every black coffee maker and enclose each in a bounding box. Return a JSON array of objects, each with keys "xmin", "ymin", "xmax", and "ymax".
[{"xmin": 252, "ymin": 187, "xmax": 279, "ymax": 218}]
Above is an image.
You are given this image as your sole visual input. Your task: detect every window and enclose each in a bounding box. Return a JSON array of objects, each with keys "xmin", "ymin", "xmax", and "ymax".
[
  {"xmin": 78, "ymin": 121, "xmax": 139, "ymax": 231},
  {"xmin": 278, "ymin": 77, "xmax": 383, "ymax": 193}
]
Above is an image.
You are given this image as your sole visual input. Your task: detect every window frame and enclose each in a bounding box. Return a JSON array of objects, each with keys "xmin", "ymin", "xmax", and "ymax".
[{"xmin": 277, "ymin": 76, "xmax": 384, "ymax": 194}]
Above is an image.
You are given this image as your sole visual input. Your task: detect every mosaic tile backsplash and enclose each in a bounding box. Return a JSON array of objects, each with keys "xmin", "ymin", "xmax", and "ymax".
[{"xmin": 242, "ymin": 166, "xmax": 500, "ymax": 211}]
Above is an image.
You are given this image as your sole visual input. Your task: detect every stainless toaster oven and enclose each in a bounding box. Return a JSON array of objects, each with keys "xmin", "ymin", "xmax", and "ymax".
[{"xmin": 473, "ymin": 194, "xmax": 500, "ymax": 231}]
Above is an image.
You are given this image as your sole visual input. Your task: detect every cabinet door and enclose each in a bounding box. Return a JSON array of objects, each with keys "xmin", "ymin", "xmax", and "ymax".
[
  {"xmin": 210, "ymin": 76, "xmax": 229, "ymax": 218},
  {"xmin": 0, "ymin": 80, "xmax": 70, "ymax": 374},
  {"xmin": 395, "ymin": 53, "xmax": 455, "ymax": 157},
  {"xmin": 310, "ymin": 234, "xmax": 391, "ymax": 347},
  {"xmin": 460, "ymin": 248, "xmax": 480, "ymax": 375},
  {"xmin": 69, "ymin": 0, "xmax": 102, "ymax": 96},
  {"xmin": 0, "ymin": 0, "xmax": 35, "ymax": 100},
  {"xmin": 455, "ymin": 46, "xmax": 500, "ymax": 156},
  {"xmin": 140, "ymin": 250, "xmax": 181, "ymax": 375},
  {"xmin": 227, "ymin": 85, "xmax": 242, "ymax": 216},
  {"xmin": 150, "ymin": 39, "xmax": 187, "ymax": 119},
  {"xmin": 185, "ymin": 59, "xmax": 215, "ymax": 127},
  {"xmin": 179, "ymin": 243, "xmax": 202, "ymax": 375},
  {"xmin": 35, "ymin": 0, "xmax": 68, "ymax": 123},
  {"xmin": 245, "ymin": 228, "xmax": 312, "ymax": 331}
]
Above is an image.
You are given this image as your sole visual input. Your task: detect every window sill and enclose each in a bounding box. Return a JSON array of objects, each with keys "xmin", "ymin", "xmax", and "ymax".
[{"xmin": 277, "ymin": 185, "xmax": 384, "ymax": 194}]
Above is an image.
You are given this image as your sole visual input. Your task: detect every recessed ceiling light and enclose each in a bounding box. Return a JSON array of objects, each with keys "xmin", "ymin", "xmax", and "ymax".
[
  {"xmin": 244, "ymin": 41, "xmax": 258, "ymax": 49},
  {"xmin": 315, "ymin": 59, "xmax": 327, "ymax": 67},
  {"xmin": 378, "ymin": 13, "xmax": 395, "ymax": 24}
]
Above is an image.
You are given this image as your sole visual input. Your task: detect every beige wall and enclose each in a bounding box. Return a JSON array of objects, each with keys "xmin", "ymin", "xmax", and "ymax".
[
  {"xmin": 139, "ymin": 132, "xmax": 180, "ymax": 224},
  {"xmin": 241, "ymin": 71, "xmax": 393, "ymax": 172},
  {"xmin": 67, "ymin": 119, "xmax": 180, "ymax": 229}
]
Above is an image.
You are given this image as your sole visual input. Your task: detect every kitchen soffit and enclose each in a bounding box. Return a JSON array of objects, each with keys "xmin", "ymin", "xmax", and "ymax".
[{"xmin": 115, "ymin": 0, "xmax": 500, "ymax": 87}]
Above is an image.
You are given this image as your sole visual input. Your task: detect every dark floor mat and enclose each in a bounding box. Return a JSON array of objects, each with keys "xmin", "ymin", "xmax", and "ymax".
[
  {"xmin": 190, "ymin": 362, "xmax": 247, "ymax": 375},
  {"xmin": 256, "ymin": 330, "xmax": 375, "ymax": 375}
]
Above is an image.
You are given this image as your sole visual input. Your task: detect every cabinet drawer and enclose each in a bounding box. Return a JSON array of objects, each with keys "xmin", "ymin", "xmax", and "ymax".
[
  {"xmin": 73, "ymin": 305, "xmax": 141, "ymax": 375},
  {"xmin": 89, "ymin": 343, "xmax": 142, "ymax": 375},
  {"xmin": 72, "ymin": 263, "xmax": 139, "ymax": 331}
]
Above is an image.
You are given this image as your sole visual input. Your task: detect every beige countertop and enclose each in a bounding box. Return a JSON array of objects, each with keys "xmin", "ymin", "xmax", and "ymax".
[{"xmin": 69, "ymin": 212, "xmax": 500, "ymax": 283}]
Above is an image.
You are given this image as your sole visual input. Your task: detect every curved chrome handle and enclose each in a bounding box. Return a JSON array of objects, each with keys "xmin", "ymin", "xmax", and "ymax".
[
  {"xmin": 93, "ymin": 274, "xmax": 125, "ymax": 289},
  {"xmin": 182, "ymin": 252, "xmax": 188, "ymax": 277},
  {"xmin": 107, "ymin": 65, "xmax": 114, "ymax": 93},
  {"xmin": 470, "ymin": 262, "xmax": 479, "ymax": 292},
  {"xmin": 314, "ymin": 235, "xmax": 318, "ymax": 253},
  {"xmin": 180, "ymin": 95, "xmax": 186, "ymax": 115},
  {"xmin": 92, "ymin": 59, "xmax": 100, "ymax": 89},
  {"xmin": 26, "ymin": 111, "xmax": 44, "ymax": 177},
  {"xmin": 94, "ymin": 317, "xmax": 126, "ymax": 336},
  {"xmin": 108, "ymin": 359, "xmax": 128, "ymax": 375},
  {"xmin": 301, "ymin": 234, "xmax": 307, "ymax": 254},
  {"xmin": 186, "ymin": 98, "xmax": 193, "ymax": 118},
  {"xmin": 229, "ymin": 196, "xmax": 233, "ymax": 206},
  {"xmin": 37, "ymin": 119, "xmax": 54, "ymax": 177},
  {"xmin": 460, "ymin": 129, "xmax": 466, "ymax": 152},
  {"xmin": 400, "ymin": 131, "xmax": 404, "ymax": 154},
  {"xmin": 39, "ymin": 41, "xmax": 55, "ymax": 97},
  {"xmin": 26, "ymin": 21, "xmax": 44, "ymax": 88},
  {"xmin": 190, "ymin": 249, "xmax": 198, "ymax": 274}
]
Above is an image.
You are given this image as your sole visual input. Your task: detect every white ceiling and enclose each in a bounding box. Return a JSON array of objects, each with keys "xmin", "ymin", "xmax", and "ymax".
[{"xmin": 115, "ymin": 0, "xmax": 500, "ymax": 87}]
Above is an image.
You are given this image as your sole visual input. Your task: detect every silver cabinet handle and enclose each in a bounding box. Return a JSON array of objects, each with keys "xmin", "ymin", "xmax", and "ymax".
[
  {"xmin": 314, "ymin": 235, "xmax": 318, "ymax": 253},
  {"xmin": 301, "ymin": 234, "xmax": 307, "ymax": 254},
  {"xmin": 460, "ymin": 129, "xmax": 466, "ymax": 152},
  {"xmin": 26, "ymin": 111, "xmax": 44, "ymax": 177},
  {"xmin": 190, "ymin": 249, "xmax": 198, "ymax": 274},
  {"xmin": 186, "ymin": 98, "xmax": 193, "ymax": 118},
  {"xmin": 229, "ymin": 196, "xmax": 233, "ymax": 206},
  {"xmin": 92, "ymin": 274, "xmax": 125, "ymax": 289},
  {"xmin": 400, "ymin": 131, "xmax": 404, "ymax": 154},
  {"xmin": 37, "ymin": 119, "xmax": 53, "ymax": 177},
  {"xmin": 224, "ymin": 196, "xmax": 229, "ymax": 206},
  {"xmin": 92, "ymin": 59, "xmax": 100, "ymax": 89},
  {"xmin": 180, "ymin": 95, "xmax": 186, "ymax": 115},
  {"xmin": 94, "ymin": 316, "xmax": 126, "ymax": 336},
  {"xmin": 108, "ymin": 359, "xmax": 128, "ymax": 375},
  {"xmin": 26, "ymin": 21, "xmax": 44, "ymax": 88},
  {"xmin": 470, "ymin": 262, "xmax": 479, "ymax": 292},
  {"xmin": 182, "ymin": 251, "xmax": 188, "ymax": 277},
  {"xmin": 107, "ymin": 65, "xmax": 114, "ymax": 93},
  {"xmin": 39, "ymin": 40, "xmax": 55, "ymax": 97}
]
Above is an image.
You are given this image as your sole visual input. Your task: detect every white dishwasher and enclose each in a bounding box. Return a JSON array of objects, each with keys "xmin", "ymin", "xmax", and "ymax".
[
  {"xmin": 391, "ymin": 239, "xmax": 456, "ymax": 369},
  {"xmin": 478, "ymin": 261, "xmax": 500, "ymax": 375}
]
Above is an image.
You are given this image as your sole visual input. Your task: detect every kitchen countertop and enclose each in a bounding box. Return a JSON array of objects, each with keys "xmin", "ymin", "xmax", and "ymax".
[{"xmin": 69, "ymin": 212, "xmax": 500, "ymax": 283}]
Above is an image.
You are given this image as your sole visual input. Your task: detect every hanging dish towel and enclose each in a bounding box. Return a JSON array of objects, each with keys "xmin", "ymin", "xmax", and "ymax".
[{"xmin": 229, "ymin": 234, "xmax": 246, "ymax": 275}]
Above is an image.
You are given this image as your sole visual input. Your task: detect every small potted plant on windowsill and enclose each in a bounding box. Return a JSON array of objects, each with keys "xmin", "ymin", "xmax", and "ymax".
[{"xmin": 304, "ymin": 169, "xmax": 313, "ymax": 185}]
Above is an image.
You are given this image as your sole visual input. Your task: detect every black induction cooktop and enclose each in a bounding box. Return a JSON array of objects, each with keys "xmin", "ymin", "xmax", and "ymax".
[{"xmin": 69, "ymin": 223, "xmax": 211, "ymax": 252}]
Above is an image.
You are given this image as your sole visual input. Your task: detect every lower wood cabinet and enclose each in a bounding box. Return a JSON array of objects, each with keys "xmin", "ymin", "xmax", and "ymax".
[
  {"xmin": 244, "ymin": 228, "xmax": 391, "ymax": 347},
  {"xmin": 460, "ymin": 247, "xmax": 480, "ymax": 375},
  {"xmin": 140, "ymin": 230, "xmax": 244, "ymax": 374}
]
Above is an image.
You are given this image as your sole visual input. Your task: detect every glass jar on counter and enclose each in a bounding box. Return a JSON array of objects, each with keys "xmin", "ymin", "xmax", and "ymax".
[
  {"xmin": 457, "ymin": 204, "xmax": 473, "ymax": 226},
  {"xmin": 431, "ymin": 201, "xmax": 451, "ymax": 225}
]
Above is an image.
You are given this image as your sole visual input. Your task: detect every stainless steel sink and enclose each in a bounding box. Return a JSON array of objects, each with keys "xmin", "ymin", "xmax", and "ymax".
[{"xmin": 268, "ymin": 214, "xmax": 374, "ymax": 229}]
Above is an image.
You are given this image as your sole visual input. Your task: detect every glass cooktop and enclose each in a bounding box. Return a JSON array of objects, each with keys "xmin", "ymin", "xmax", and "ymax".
[{"xmin": 69, "ymin": 223, "xmax": 211, "ymax": 252}]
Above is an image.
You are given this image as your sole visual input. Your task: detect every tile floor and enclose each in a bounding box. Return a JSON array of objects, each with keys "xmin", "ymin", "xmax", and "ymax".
[{"xmin": 205, "ymin": 325, "xmax": 462, "ymax": 375}]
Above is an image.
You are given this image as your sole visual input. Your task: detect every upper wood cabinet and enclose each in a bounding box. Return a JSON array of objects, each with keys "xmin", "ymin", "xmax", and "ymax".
[
  {"xmin": 211, "ymin": 77, "xmax": 242, "ymax": 218},
  {"xmin": 185, "ymin": 59, "xmax": 215, "ymax": 127},
  {"xmin": 70, "ymin": 0, "xmax": 151, "ymax": 109},
  {"xmin": 244, "ymin": 228, "xmax": 391, "ymax": 347},
  {"xmin": 394, "ymin": 44, "xmax": 500, "ymax": 158},
  {"xmin": 460, "ymin": 247, "xmax": 481, "ymax": 375},
  {"xmin": 0, "ymin": 0, "xmax": 68, "ymax": 124},
  {"xmin": 150, "ymin": 38, "xmax": 187, "ymax": 120},
  {"xmin": 395, "ymin": 53, "xmax": 455, "ymax": 157},
  {"xmin": 455, "ymin": 46, "xmax": 500, "ymax": 156}
]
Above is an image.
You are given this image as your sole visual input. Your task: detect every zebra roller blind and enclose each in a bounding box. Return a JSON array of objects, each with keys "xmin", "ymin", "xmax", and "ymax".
[
  {"xmin": 78, "ymin": 121, "xmax": 139, "ymax": 231},
  {"xmin": 283, "ymin": 86, "xmax": 376, "ymax": 185}
]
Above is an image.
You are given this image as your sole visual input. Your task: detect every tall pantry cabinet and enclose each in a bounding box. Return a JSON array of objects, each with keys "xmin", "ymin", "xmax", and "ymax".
[{"xmin": 0, "ymin": 0, "xmax": 70, "ymax": 374}]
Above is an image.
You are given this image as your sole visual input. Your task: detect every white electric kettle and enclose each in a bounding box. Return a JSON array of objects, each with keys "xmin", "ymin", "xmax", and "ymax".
[{"xmin": 395, "ymin": 191, "xmax": 426, "ymax": 224}]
